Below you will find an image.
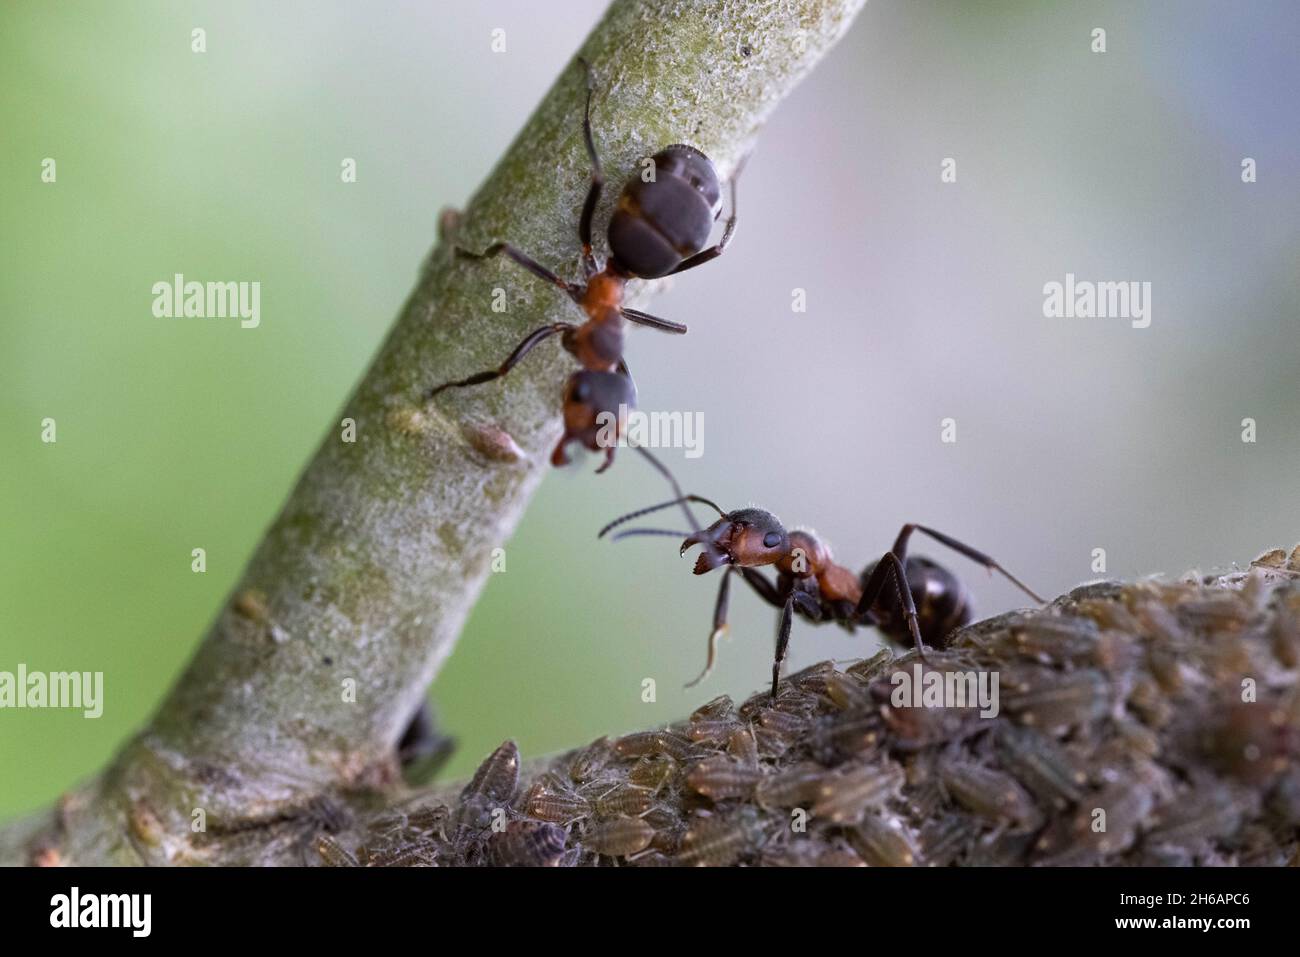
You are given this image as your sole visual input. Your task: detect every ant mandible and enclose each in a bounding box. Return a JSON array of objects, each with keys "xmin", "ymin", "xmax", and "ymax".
[
  {"xmin": 425, "ymin": 59, "xmax": 741, "ymax": 473},
  {"xmin": 600, "ymin": 495, "xmax": 1045, "ymax": 699}
]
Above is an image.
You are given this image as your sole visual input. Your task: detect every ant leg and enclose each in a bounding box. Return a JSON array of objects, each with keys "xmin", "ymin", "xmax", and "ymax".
[
  {"xmin": 666, "ymin": 159, "xmax": 744, "ymax": 276},
  {"xmin": 426, "ymin": 322, "xmax": 573, "ymax": 398},
  {"xmin": 595, "ymin": 446, "xmax": 617, "ymax": 474},
  {"xmin": 685, "ymin": 567, "xmax": 733, "ymax": 688},
  {"xmin": 769, "ymin": 594, "xmax": 795, "ymax": 700},
  {"xmin": 616, "ymin": 358, "xmax": 635, "ymax": 393},
  {"xmin": 455, "ymin": 243, "xmax": 582, "ymax": 301},
  {"xmin": 576, "ymin": 59, "xmax": 604, "ymax": 278},
  {"xmin": 855, "ymin": 552, "xmax": 927, "ymax": 660},
  {"xmin": 622, "ymin": 308, "xmax": 688, "ymax": 334},
  {"xmin": 739, "ymin": 568, "xmax": 783, "ymax": 608},
  {"xmin": 891, "ymin": 524, "xmax": 1044, "ymax": 604},
  {"xmin": 792, "ymin": 591, "xmax": 822, "ymax": 621}
]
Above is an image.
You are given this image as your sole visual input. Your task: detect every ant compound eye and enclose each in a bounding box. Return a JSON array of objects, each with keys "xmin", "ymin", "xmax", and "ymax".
[
  {"xmin": 763, "ymin": 532, "xmax": 782, "ymax": 549},
  {"xmin": 573, "ymin": 379, "xmax": 591, "ymax": 401}
]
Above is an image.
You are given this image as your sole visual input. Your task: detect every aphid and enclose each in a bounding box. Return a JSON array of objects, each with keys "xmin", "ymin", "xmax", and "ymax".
[
  {"xmin": 1035, "ymin": 774, "xmax": 1156, "ymax": 862},
  {"xmin": 686, "ymin": 755, "xmax": 763, "ymax": 801},
  {"xmin": 614, "ymin": 729, "xmax": 699, "ymax": 762},
  {"xmin": 627, "ymin": 754, "xmax": 678, "ymax": 793},
  {"xmin": 458, "ymin": 740, "xmax": 520, "ymax": 829},
  {"xmin": 1201, "ymin": 697, "xmax": 1293, "ymax": 784},
  {"xmin": 1125, "ymin": 675, "xmax": 1173, "ymax": 729},
  {"xmin": 1002, "ymin": 616, "xmax": 1112, "ymax": 667},
  {"xmin": 879, "ymin": 697, "xmax": 982, "ymax": 753},
  {"xmin": 690, "ymin": 694, "xmax": 735, "ymax": 722},
  {"xmin": 647, "ymin": 820, "xmax": 687, "ymax": 856},
  {"xmin": 686, "ymin": 719, "xmax": 743, "ymax": 748},
  {"xmin": 584, "ymin": 816, "xmax": 656, "ymax": 858},
  {"xmin": 756, "ymin": 707, "xmax": 811, "ymax": 737},
  {"xmin": 726, "ymin": 726, "xmax": 760, "ymax": 767},
  {"xmin": 1063, "ymin": 580, "xmax": 1126, "ymax": 604},
  {"xmin": 567, "ymin": 736, "xmax": 615, "ymax": 783},
  {"xmin": 899, "ymin": 755, "xmax": 946, "ymax": 820},
  {"xmin": 626, "ymin": 850, "xmax": 675, "ymax": 867},
  {"xmin": 425, "ymin": 59, "xmax": 740, "ymax": 473},
  {"xmin": 994, "ymin": 724, "xmax": 1088, "ymax": 809},
  {"xmin": 849, "ymin": 814, "xmax": 920, "ymax": 867},
  {"xmin": 1111, "ymin": 715, "xmax": 1161, "ymax": 761},
  {"xmin": 811, "ymin": 711, "xmax": 884, "ymax": 760},
  {"xmin": 678, "ymin": 808, "xmax": 765, "ymax": 866},
  {"xmin": 966, "ymin": 829, "xmax": 1038, "ymax": 867},
  {"xmin": 918, "ymin": 813, "xmax": 980, "ymax": 867},
  {"xmin": 1175, "ymin": 590, "xmax": 1253, "ymax": 633},
  {"xmin": 754, "ymin": 762, "xmax": 827, "ymax": 810},
  {"xmin": 367, "ymin": 804, "xmax": 450, "ymax": 848},
  {"xmin": 594, "ymin": 783, "xmax": 657, "ymax": 818},
  {"xmin": 364, "ymin": 840, "xmax": 441, "ymax": 867},
  {"xmin": 812, "ymin": 761, "xmax": 906, "ymax": 824},
  {"xmin": 845, "ymin": 650, "xmax": 894, "ymax": 683},
  {"xmin": 1001, "ymin": 667, "xmax": 1111, "ymax": 735},
  {"xmin": 488, "ymin": 819, "xmax": 570, "ymax": 867},
  {"xmin": 603, "ymin": 491, "xmax": 1042, "ymax": 697},
  {"xmin": 939, "ymin": 760, "xmax": 1042, "ymax": 831},
  {"xmin": 523, "ymin": 776, "xmax": 592, "ymax": 824},
  {"xmin": 1075, "ymin": 593, "xmax": 1142, "ymax": 633},
  {"xmin": 824, "ymin": 670, "xmax": 870, "ymax": 711},
  {"xmin": 751, "ymin": 724, "xmax": 795, "ymax": 760},
  {"xmin": 769, "ymin": 690, "xmax": 821, "ymax": 716},
  {"xmin": 761, "ymin": 840, "xmax": 865, "ymax": 868},
  {"xmin": 316, "ymin": 835, "xmax": 359, "ymax": 868},
  {"xmin": 1268, "ymin": 596, "xmax": 1300, "ymax": 668},
  {"xmin": 1145, "ymin": 779, "xmax": 1258, "ymax": 848},
  {"xmin": 785, "ymin": 660, "xmax": 838, "ymax": 695}
]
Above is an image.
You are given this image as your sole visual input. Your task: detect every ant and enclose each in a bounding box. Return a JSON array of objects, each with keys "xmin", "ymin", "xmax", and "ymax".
[
  {"xmin": 600, "ymin": 494, "xmax": 1045, "ymax": 699},
  {"xmin": 425, "ymin": 59, "xmax": 741, "ymax": 473}
]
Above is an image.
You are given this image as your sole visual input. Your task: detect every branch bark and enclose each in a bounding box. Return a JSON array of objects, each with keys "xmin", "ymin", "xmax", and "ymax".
[{"xmin": 0, "ymin": 0, "xmax": 868, "ymax": 865}]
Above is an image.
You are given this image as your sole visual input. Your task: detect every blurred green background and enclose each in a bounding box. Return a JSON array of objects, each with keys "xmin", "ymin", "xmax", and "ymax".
[{"xmin": 3, "ymin": 1, "xmax": 1298, "ymax": 821}]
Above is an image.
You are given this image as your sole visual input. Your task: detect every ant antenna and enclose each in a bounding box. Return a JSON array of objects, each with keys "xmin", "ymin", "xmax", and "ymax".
[
  {"xmin": 598, "ymin": 490, "xmax": 726, "ymax": 539},
  {"xmin": 595, "ymin": 445, "xmax": 722, "ymax": 535},
  {"xmin": 610, "ymin": 528, "xmax": 692, "ymax": 542}
]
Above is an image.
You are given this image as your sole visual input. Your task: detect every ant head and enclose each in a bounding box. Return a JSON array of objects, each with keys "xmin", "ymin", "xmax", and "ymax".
[
  {"xmin": 682, "ymin": 507, "xmax": 789, "ymax": 574},
  {"xmin": 555, "ymin": 370, "xmax": 636, "ymax": 461}
]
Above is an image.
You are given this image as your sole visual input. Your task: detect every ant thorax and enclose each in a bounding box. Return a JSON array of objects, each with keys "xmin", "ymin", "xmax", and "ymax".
[
  {"xmin": 779, "ymin": 530, "xmax": 829, "ymax": 578},
  {"xmin": 581, "ymin": 271, "xmax": 626, "ymax": 323},
  {"xmin": 779, "ymin": 530, "xmax": 862, "ymax": 604}
]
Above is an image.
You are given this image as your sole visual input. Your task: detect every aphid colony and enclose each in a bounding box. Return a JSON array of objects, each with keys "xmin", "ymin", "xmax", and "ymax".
[{"xmin": 320, "ymin": 555, "xmax": 1300, "ymax": 866}]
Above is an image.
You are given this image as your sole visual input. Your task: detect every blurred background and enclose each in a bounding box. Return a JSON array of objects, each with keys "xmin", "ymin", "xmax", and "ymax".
[{"xmin": 2, "ymin": 0, "xmax": 1298, "ymax": 820}]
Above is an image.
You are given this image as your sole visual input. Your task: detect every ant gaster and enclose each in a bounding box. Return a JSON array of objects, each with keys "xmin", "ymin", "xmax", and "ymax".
[
  {"xmin": 425, "ymin": 59, "xmax": 741, "ymax": 472},
  {"xmin": 601, "ymin": 496, "xmax": 1044, "ymax": 699}
]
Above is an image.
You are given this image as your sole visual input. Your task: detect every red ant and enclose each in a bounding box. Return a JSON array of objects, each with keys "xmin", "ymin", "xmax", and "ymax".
[
  {"xmin": 425, "ymin": 60, "xmax": 740, "ymax": 473},
  {"xmin": 600, "ymin": 494, "xmax": 1044, "ymax": 699}
]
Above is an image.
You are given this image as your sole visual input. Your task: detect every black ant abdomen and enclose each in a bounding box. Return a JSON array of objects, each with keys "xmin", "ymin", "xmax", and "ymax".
[
  {"xmin": 608, "ymin": 145, "xmax": 724, "ymax": 279},
  {"xmin": 861, "ymin": 555, "xmax": 972, "ymax": 648}
]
